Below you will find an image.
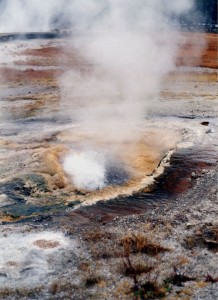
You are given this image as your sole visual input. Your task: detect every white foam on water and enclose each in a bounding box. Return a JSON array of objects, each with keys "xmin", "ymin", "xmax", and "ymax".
[{"xmin": 63, "ymin": 151, "xmax": 106, "ymax": 190}]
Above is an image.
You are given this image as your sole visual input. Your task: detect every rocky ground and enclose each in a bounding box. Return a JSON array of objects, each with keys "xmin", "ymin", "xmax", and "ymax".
[{"xmin": 0, "ymin": 33, "xmax": 217, "ymax": 299}]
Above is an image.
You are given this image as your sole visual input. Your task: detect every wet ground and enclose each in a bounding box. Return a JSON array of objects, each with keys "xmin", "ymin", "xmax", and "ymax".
[
  {"xmin": 0, "ymin": 33, "xmax": 217, "ymax": 299},
  {"xmin": 0, "ymin": 35, "xmax": 217, "ymax": 222}
]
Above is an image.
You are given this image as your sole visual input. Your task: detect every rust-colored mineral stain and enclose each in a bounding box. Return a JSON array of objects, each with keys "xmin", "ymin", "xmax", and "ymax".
[
  {"xmin": 6, "ymin": 261, "xmax": 19, "ymax": 267},
  {"xmin": 33, "ymin": 239, "xmax": 60, "ymax": 249},
  {"xmin": 22, "ymin": 46, "xmax": 64, "ymax": 57},
  {"xmin": 176, "ymin": 32, "xmax": 218, "ymax": 69},
  {"xmin": 0, "ymin": 67, "xmax": 61, "ymax": 84}
]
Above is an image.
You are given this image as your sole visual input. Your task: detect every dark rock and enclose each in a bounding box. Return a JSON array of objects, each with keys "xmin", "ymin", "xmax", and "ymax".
[
  {"xmin": 33, "ymin": 215, "xmax": 53, "ymax": 223},
  {"xmin": 201, "ymin": 121, "xmax": 209, "ymax": 126}
]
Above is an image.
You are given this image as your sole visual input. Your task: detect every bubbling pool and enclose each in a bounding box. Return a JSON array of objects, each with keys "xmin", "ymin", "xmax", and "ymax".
[
  {"xmin": 63, "ymin": 151, "xmax": 106, "ymax": 190},
  {"xmin": 63, "ymin": 150, "xmax": 130, "ymax": 191}
]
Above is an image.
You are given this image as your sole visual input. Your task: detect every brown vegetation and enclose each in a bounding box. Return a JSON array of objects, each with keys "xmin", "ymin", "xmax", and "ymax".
[
  {"xmin": 120, "ymin": 232, "xmax": 170, "ymax": 256},
  {"xmin": 184, "ymin": 224, "xmax": 218, "ymax": 252}
]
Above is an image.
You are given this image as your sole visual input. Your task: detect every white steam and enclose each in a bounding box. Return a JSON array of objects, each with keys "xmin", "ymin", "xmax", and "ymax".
[
  {"xmin": 63, "ymin": 151, "xmax": 106, "ymax": 190},
  {"xmin": 0, "ymin": 1, "xmax": 196, "ymax": 190},
  {"xmin": 60, "ymin": 0, "xmax": 195, "ymax": 144},
  {"xmin": 60, "ymin": 1, "xmax": 194, "ymax": 189},
  {"xmin": 0, "ymin": 0, "xmax": 69, "ymax": 32},
  {"xmin": 0, "ymin": 1, "xmax": 194, "ymax": 33}
]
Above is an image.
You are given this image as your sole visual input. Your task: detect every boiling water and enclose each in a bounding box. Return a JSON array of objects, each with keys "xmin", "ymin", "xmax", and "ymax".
[{"xmin": 63, "ymin": 151, "xmax": 107, "ymax": 190}]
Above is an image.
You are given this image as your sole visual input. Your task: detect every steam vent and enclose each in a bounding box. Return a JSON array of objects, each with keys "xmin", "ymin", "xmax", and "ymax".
[{"xmin": 0, "ymin": 1, "xmax": 217, "ymax": 299}]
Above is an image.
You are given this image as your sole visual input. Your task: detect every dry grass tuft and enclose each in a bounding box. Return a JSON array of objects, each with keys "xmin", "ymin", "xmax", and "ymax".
[
  {"xmin": 131, "ymin": 281, "xmax": 169, "ymax": 299},
  {"xmin": 88, "ymin": 243, "xmax": 115, "ymax": 259},
  {"xmin": 0, "ymin": 287, "xmax": 44, "ymax": 299},
  {"xmin": 120, "ymin": 232, "xmax": 170, "ymax": 256},
  {"xmin": 184, "ymin": 224, "xmax": 218, "ymax": 252},
  {"xmin": 84, "ymin": 230, "xmax": 112, "ymax": 242},
  {"xmin": 165, "ymin": 268, "xmax": 196, "ymax": 287},
  {"xmin": 85, "ymin": 276, "xmax": 101, "ymax": 287},
  {"xmin": 122, "ymin": 260, "xmax": 153, "ymax": 277},
  {"xmin": 50, "ymin": 281, "xmax": 77, "ymax": 296}
]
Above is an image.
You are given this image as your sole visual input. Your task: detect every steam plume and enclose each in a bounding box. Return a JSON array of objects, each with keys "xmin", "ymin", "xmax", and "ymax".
[
  {"xmin": 60, "ymin": 0, "xmax": 194, "ymax": 141},
  {"xmin": 59, "ymin": 1, "xmax": 194, "ymax": 189},
  {"xmin": 0, "ymin": 1, "xmax": 196, "ymax": 190}
]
